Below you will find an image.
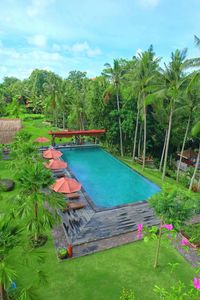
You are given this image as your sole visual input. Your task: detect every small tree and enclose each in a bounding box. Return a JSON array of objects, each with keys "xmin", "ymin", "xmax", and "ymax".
[
  {"xmin": 0, "ymin": 218, "xmax": 20, "ymax": 300},
  {"xmin": 15, "ymin": 162, "xmax": 64, "ymax": 246},
  {"xmin": 0, "ymin": 214, "xmax": 49, "ymax": 299},
  {"xmin": 149, "ymin": 186, "xmax": 199, "ymax": 268}
]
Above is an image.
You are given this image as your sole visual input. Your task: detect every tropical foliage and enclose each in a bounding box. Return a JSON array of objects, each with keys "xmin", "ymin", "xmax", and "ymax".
[{"xmin": 1, "ymin": 42, "xmax": 200, "ymax": 185}]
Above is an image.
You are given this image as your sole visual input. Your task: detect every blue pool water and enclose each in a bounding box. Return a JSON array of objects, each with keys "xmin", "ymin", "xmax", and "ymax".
[{"xmin": 61, "ymin": 147, "xmax": 160, "ymax": 208}]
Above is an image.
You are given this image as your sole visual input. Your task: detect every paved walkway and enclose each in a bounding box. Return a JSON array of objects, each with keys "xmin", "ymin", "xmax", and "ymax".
[{"xmin": 60, "ymin": 184, "xmax": 159, "ymax": 245}]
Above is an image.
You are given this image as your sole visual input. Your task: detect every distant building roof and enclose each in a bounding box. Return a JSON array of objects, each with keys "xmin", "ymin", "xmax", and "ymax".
[
  {"xmin": 0, "ymin": 118, "xmax": 22, "ymax": 144},
  {"xmin": 177, "ymin": 148, "xmax": 197, "ymax": 160}
]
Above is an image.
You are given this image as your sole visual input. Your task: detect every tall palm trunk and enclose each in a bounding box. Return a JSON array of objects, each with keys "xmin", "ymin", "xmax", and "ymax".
[
  {"xmin": 34, "ymin": 201, "xmax": 38, "ymax": 242},
  {"xmin": 176, "ymin": 116, "xmax": 191, "ymax": 181},
  {"xmin": 79, "ymin": 112, "xmax": 84, "ymax": 131},
  {"xmin": 138, "ymin": 123, "xmax": 142, "ymax": 158},
  {"xmin": 159, "ymin": 129, "xmax": 168, "ymax": 172},
  {"xmin": 142, "ymin": 104, "xmax": 147, "ymax": 171},
  {"xmin": 0, "ymin": 284, "xmax": 7, "ymax": 300},
  {"xmin": 116, "ymin": 87, "xmax": 123, "ymax": 157},
  {"xmin": 62, "ymin": 112, "xmax": 65, "ymax": 129},
  {"xmin": 53, "ymin": 110, "xmax": 56, "ymax": 127},
  {"xmin": 189, "ymin": 143, "xmax": 200, "ymax": 191},
  {"xmin": 132, "ymin": 105, "xmax": 139, "ymax": 161},
  {"xmin": 162, "ymin": 107, "xmax": 173, "ymax": 181},
  {"xmin": 198, "ymin": 175, "xmax": 200, "ymax": 191},
  {"xmin": 53, "ymin": 109, "xmax": 58, "ymax": 128}
]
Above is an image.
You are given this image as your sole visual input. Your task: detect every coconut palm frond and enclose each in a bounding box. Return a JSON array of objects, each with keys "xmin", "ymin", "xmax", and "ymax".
[
  {"xmin": 192, "ymin": 121, "xmax": 200, "ymax": 137},
  {"xmin": 194, "ymin": 35, "xmax": 200, "ymax": 49},
  {"xmin": 183, "ymin": 57, "xmax": 200, "ymax": 69}
]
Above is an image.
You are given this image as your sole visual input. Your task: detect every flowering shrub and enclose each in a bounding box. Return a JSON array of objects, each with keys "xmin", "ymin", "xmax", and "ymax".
[
  {"xmin": 162, "ymin": 224, "xmax": 173, "ymax": 231},
  {"xmin": 194, "ymin": 277, "xmax": 200, "ymax": 290},
  {"xmin": 136, "ymin": 223, "xmax": 200, "ymax": 298}
]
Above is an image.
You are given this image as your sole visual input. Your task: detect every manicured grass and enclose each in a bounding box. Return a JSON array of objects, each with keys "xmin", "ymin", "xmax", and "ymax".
[
  {"xmin": 121, "ymin": 158, "xmax": 180, "ymax": 188},
  {"xmin": 0, "ymin": 160, "xmax": 196, "ymax": 300},
  {"xmin": 22, "ymin": 118, "xmax": 72, "ymax": 144},
  {"xmin": 36, "ymin": 239, "xmax": 193, "ymax": 300}
]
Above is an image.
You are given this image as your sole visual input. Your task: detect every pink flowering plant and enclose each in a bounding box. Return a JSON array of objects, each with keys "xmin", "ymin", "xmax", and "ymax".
[
  {"xmin": 194, "ymin": 277, "xmax": 200, "ymax": 290},
  {"xmin": 154, "ymin": 279, "xmax": 200, "ymax": 299},
  {"xmin": 148, "ymin": 186, "xmax": 199, "ymax": 268},
  {"xmin": 140, "ymin": 221, "xmax": 176, "ymax": 268}
]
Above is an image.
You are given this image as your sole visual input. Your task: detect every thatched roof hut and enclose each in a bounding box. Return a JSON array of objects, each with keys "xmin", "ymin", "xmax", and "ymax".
[
  {"xmin": 177, "ymin": 148, "xmax": 197, "ymax": 160},
  {"xmin": 0, "ymin": 118, "xmax": 22, "ymax": 144}
]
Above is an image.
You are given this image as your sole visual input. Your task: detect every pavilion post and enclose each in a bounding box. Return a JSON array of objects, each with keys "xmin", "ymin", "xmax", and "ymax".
[{"xmin": 52, "ymin": 135, "xmax": 56, "ymax": 147}]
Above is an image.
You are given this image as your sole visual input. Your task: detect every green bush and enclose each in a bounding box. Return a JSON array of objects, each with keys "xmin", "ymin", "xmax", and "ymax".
[
  {"xmin": 165, "ymin": 168, "xmax": 176, "ymax": 179},
  {"xmin": 178, "ymin": 174, "xmax": 190, "ymax": 188},
  {"xmin": 149, "ymin": 186, "xmax": 199, "ymax": 228},
  {"xmin": 22, "ymin": 114, "xmax": 44, "ymax": 121}
]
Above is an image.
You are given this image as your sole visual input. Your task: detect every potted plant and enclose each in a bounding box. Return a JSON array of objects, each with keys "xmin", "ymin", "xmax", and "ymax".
[{"xmin": 57, "ymin": 247, "xmax": 68, "ymax": 259}]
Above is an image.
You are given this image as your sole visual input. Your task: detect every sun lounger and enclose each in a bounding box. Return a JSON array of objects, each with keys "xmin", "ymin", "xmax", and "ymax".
[
  {"xmin": 67, "ymin": 193, "xmax": 80, "ymax": 199},
  {"xmin": 63, "ymin": 202, "xmax": 85, "ymax": 212},
  {"xmin": 53, "ymin": 172, "xmax": 66, "ymax": 178},
  {"xmin": 68, "ymin": 202, "xmax": 85, "ymax": 210}
]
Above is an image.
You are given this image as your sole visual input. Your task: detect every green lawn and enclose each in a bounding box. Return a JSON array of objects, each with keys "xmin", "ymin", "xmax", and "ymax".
[
  {"xmin": 122, "ymin": 157, "xmax": 189, "ymax": 188},
  {"xmin": 0, "ymin": 159, "xmax": 196, "ymax": 299},
  {"xmin": 36, "ymin": 239, "xmax": 193, "ymax": 300}
]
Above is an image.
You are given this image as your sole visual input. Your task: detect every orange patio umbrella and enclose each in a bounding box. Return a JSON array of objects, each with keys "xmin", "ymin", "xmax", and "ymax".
[
  {"xmin": 35, "ymin": 137, "xmax": 50, "ymax": 143},
  {"xmin": 45, "ymin": 159, "xmax": 67, "ymax": 170},
  {"xmin": 51, "ymin": 177, "xmax": 81, "ymax": 194},
  {"xmin": 43, "ymin": 149, "xmax": 62, "ymax": 159}
]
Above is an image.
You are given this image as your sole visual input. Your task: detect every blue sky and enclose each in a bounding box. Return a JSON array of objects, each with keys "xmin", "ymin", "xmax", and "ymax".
[{"xmin": 0, "ymin": 0, "xmax": 200, "ymax": 80}]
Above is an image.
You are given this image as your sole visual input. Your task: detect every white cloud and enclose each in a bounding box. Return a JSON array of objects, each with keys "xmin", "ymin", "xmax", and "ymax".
[
  {"xmin": 26, "ymin": 0, "xmax": 54, "ymax": 17},
  {"xmin": 27, "ymin": 50, "xmax": 62, "ymax": 61},
  {"xmin": 64, "ymin": 41, "xmax": 101, "ymax": 57},
  {"xmin": 27, "ymin": 34, "xmax": 47, "ymax": 48},
  {"xmin": 0, "ymin": 41, "xmax": 62, "ymax": 62},
  {"xmin": 0, "ymin": 46, "xmax": 20, "ymax": 59},
  {"xmin": 138, "ymin": 0, "xmax": 159, "ymax": 8},
  {"xmin": 52, "ymin": 43, "xmax": 61, "ymax": 51}
]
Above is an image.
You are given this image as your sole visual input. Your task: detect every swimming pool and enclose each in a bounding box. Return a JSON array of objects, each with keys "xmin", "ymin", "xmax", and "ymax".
[{"xmin": 61, "ymin": 147, "xmax": 160, "ymax": 208}]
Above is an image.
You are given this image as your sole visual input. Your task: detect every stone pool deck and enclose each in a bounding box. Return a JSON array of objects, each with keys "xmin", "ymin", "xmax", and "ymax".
[
  {"xmin": 60, "ymin": 199, "xmax": 159, "ymax": 246},
  {"xmin": 53, "ymin": 182, "xmax": 160, "ymax": 257}
]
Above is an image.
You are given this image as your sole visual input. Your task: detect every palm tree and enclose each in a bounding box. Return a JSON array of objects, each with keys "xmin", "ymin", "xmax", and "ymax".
[
  {"xmin": 67, "ymin": 72, "xmax": 88, "ymax": 130},
  {"xmin": 103, "ymin": 59, "xmax": 125, "ymax": 156},
  {"xmin": 43, "ymin": 76, "xmax": 62, "ymax": 127},
  {"xmin": 6, "ymin": 97, "xmax": 25, "ymax": 118},
  {"xmin": 176, "ymin": 72, "xmax": 200, "ymax": 181},
  {"xmin": 0, "ymin": 216, "xmax": 47, "ymax": 299},
  {"xmin": 0, "ymin": 261, "xmax": 16, "ymax": 300},
  {"xmin": 129, "ymin": 46, "xmax": 160, "ymax": 169},
  {"xmin": 189, "ymin": 121, "xmax": 200, "ymax": 190},
  {"xmin": 161, "ymin": 49, "xmax": 200, "ymax": 181},
  {"xmin": 0, "ymin": 217, "xmax": 21, "ymax": 300},
  {"xmin": 16, "ymin": 162, "xmax": 64, "ymax": 244}
]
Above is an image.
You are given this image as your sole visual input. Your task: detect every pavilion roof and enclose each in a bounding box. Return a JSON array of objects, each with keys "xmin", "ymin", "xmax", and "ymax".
[{"xmin": 48, "ymin": 129, "xmax": 106, "ymax": 138}]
